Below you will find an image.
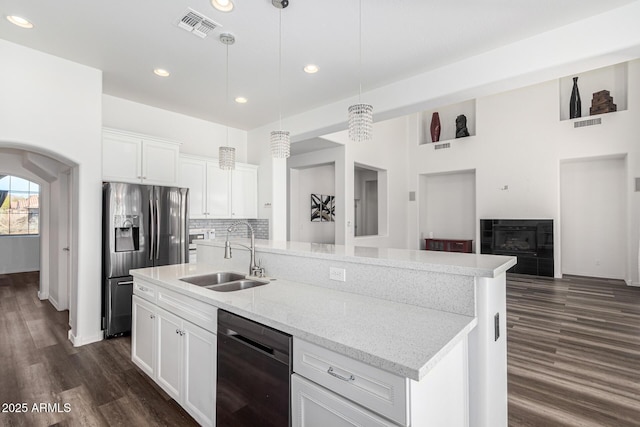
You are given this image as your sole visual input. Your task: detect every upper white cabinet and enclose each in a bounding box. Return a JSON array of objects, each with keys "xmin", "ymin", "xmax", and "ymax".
[
  {"xmin": 103, "ymin": 128, "xmax": 180, "ymax": 186},
  {"xmin": 179, "ymin": 154, "xmax": 258, "ymax": 219},
  {"xmin": 231, "ymin": 163, "xmax": 258, "ymax": 218}
]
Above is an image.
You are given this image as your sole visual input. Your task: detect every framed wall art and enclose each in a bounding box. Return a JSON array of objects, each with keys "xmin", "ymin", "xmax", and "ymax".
[{"xmin": 310, "ymin": 194, "xmax": 335, "ymax": 222}]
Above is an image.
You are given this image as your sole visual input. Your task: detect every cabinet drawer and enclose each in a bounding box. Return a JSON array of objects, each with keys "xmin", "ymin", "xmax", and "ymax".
[
  {"xmin": 293, "ymin": 338, "xmax": 408, "ymax": 425},
  {"xmin": 157, "ymin": 287, "xmax": 217, "ymax": 334},
  {"xmin": 134, "ymin": 279, "xmax": 157, "ymax": 303},
  {"xmin": 292, "ymin": 374, "xmax": 396, "ymax": 427}
]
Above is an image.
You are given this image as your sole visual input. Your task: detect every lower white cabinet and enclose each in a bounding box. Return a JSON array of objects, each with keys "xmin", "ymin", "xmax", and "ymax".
[
  {"xmin": 292, "ymin": 374, "xmax": 395, "ymax": 427},
  {"xmin": 292, "ymin": 337, "xmax": 470, "ymax": 427},
  {"xmin": 131, "ymin": 287, "xmax": 217, "ymax": 427},
  {"xmin": 132, "ymin": 296, "xmax": 156, "ymax": 378}
]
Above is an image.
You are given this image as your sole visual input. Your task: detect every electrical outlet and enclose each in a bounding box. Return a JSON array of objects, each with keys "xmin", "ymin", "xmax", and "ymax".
[{"xmin": 329, "ymin": 267, "xmax": 346, "ymax": 282}]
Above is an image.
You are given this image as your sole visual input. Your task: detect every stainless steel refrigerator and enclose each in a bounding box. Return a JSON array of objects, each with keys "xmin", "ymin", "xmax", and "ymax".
[{"xmin": 102, "ymin": 182, "xmax": 189, "ymax": 338}]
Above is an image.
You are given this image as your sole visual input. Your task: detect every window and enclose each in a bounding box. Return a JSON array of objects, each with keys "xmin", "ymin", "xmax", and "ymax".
[{"xmin": 0, "ymin": 175, "xmax": 40, "ymax": 235}]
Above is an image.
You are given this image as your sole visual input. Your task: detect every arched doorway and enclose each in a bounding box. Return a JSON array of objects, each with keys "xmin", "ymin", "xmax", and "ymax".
[{"xmin": 0, "ymin": 146, "xmax": 77, "ymax": 331}]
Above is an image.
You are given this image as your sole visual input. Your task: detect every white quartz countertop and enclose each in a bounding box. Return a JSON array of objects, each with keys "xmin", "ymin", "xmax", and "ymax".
[
  {"xmin": 131, "ymin": 262, "xmax": 477, "ymax": 381},
  {"xmin": 196, "ymin": 239, "xmax": 516, "ymax": 278}
]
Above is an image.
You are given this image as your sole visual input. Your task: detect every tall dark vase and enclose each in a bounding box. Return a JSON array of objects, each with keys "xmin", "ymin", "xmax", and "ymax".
[
  {"xmin": 569, "ymin": 76, "xmax": 581, "ymax": 119},
  {"xmin": 430, "ymin": 112, "xmax": 441, "ymax": 143}
]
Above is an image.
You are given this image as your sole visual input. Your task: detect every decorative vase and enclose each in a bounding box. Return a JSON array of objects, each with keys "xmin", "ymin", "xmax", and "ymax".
[
  {"xmin": 569, "ymin": 76, "xmax": 581, "ymax": 119},
  {"xmin": 430, "ymin": 112, "xmax": 441, "ymax": 143}
]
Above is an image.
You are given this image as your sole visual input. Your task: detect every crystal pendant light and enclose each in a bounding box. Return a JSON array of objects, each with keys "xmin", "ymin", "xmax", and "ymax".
[
  {"xmin": 348, "ymin": 0, "xmax": 373, "ymax": 142},
  {"xmin": 219, "ymin": 33, "xmax": 236, "ymax": 170},
  {"xmin": 270, "ymin": 6, "xmax": 291, "ymax": 159}
]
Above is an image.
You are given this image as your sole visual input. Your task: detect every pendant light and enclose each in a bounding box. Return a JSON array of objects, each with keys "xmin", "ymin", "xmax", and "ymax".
[
  {"xmin": 270, "ymin": 4, "xmax": 291, "ymax": 159},
  {"xmin": 219, "ymin": 33, "xmax": 236, "ymax": 170},
  {"xmin": 348, "ymin": 0, "xmax": 373, "ymax": 142}
]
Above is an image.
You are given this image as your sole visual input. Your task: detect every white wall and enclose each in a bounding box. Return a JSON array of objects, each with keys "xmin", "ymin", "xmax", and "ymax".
[
  {"xmin": 0, "ymin": 39, "xmax": 103, "ymax": 345},
  {"xmin": 419, "ymin": 170, "xmax": 476, "ymax": 248},
  {"xmin": 560, "ymin": 156, "xmax": 626, "ymax": 279},
  {"xmin": 407, "ymin": 60, "xmax": 640, "ymax": 283},
  {"xmin": 324, "ymin": 116, "xmax": 410, "ymax": 249},
  {"xmin": 0, "ymin": 236, "xmax": 39, "ymax": 274},
  {"xmin": 103, "ymin": 95, "xmax": 248, "ymax": 162},
  {"xmin": 287, "ymin": 146, "xmax": 346, "ymax": 244},
  {"xmin": 289, "ymin": 163, "xmax": 336, "ymax": 244}
]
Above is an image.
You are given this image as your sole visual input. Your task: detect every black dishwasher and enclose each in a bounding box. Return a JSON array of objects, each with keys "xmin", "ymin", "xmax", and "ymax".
[{"xmin": 216, "ymin": 310, "xmax": 292, "ymax": 427}]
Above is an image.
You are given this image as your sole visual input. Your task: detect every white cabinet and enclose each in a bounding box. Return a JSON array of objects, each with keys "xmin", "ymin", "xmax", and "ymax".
[
  {"xmin": 292, "ymin": 374, "xmax": 395, "ymax": 427},
  {"xmin": 103, "ymin": 128, "xmax": 180, "ymax": 186},
  {"xmin": 231, "ymin": 164, "xmax": 258, "ymax": 218},
  {"xmin": 293, "ymin": 337, "xmax": 469, "ymax": 427},
  {"xmin": 131, "ymin": 295, "xmax": 156, "ymax": 378},
  {"xmin": 206, "ymin": 162, "xmax": 231, "ymax": 217},
  {"xmin": 156, "ymin": 308, "xmax": 183, "ymax": 399},
  {"xmin": 179, "ymin": 154, "xmax": 257, "ymax": 219},
  {"xmin": 180, "ymin": 157, "xmax": 208, "ymax": 218},
  {"xmin": 132, "ymin": 278, "xmax": 217, "ymax": 427},
  {"xmin": 182, "ymin": 320, "xmax": 217, "ymax": 426}
]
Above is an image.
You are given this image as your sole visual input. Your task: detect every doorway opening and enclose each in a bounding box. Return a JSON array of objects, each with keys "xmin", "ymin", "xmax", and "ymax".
[{"xmin": 0, "ymin": 147, "xmax": 75, "ymax": 317}]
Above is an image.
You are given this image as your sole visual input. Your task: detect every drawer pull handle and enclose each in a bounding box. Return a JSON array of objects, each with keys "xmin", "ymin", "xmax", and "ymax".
[{"xmin": 327, "ymin": 366, "xmax": 355, "ymax": 382}]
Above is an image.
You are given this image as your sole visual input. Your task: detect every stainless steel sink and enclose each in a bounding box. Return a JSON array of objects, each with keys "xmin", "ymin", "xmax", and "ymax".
[
  {"xmin": 204, "ymin": 279, "xmax": 269, "ymax": 292},
  {"xmin": 180, "ymin": 272, "xmax": 246, "ymax": 287}
]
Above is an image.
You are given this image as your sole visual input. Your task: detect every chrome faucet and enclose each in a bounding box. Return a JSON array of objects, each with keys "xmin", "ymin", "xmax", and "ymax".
[{"xmin": 224, "ymin": 221, "xmax": 264, "ymax": 277}]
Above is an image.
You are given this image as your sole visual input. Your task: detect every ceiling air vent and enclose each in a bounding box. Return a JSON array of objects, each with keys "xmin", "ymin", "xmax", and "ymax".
[{"xmin": 178, "ymin": 8, "xmax": 221, "ymax": 39}]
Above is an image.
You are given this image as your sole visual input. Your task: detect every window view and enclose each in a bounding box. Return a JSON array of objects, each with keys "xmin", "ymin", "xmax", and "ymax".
[{"xmin": 0, "ymin": 175, "xmax": 40, "ymax": 235}]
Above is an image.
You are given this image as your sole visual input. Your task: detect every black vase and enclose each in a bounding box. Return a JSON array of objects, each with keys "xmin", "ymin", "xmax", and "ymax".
[{"xmin": 569, "ymin": 77, "xmax": 581, "ymax": 119}]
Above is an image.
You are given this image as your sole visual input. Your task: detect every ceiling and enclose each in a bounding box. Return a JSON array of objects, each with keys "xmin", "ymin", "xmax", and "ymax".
[{"xmin": 0, "ymin": 0, "xmax": 635, "ymax": 131}]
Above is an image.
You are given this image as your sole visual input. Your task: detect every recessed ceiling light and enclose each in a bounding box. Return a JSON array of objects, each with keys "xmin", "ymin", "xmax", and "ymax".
[
  {"xmin": 153, "ymin": 68, "xmax": 171, "ymax": 77},
  {"xmin": 6, "ymin": 15, "xmax": 34, "ymax": 29},
  {"xmin": 211, "ymin": 0, "xmax": 234, "ymax": 12},
  {"xmin": 235, "ymin": 97, "xmax": 248, "ymax": 104},
  {"xmin": 303, "ymin": 64, "xmax": 319, "ymax": 74}
]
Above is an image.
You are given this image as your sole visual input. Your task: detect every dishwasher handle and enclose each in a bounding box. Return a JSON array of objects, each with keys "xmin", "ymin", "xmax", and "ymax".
[{"xmin": 222, "ymin": 327, "xmax": 290, "ymax": 365}]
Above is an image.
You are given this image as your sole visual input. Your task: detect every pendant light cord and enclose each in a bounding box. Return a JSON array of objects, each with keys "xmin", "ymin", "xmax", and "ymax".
[
  {"xmin": 278, "ymin": 9, "xmax": 283, "ymax": 131},
  {"xmin": 358, "ymin": 0, "xmax": 362, "ymax": 102},
  {"xmin": 226, "ymin": 42, "xmax": 230, "ymax": 146}
]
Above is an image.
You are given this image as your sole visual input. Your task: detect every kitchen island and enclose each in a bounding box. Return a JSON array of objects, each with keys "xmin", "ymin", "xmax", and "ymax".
[{"xmin": 131, "ymin": 239, "xmax": 515, "ymax": 427}]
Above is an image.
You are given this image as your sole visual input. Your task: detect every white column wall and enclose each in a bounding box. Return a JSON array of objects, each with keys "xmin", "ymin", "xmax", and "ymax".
[{"xmin": 0, "ymin": 40, "xmax": 103, "ymax": 345}]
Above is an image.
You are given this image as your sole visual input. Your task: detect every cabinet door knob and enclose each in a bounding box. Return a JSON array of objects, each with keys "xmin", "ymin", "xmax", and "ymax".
[
  {"xmin": 150, "ymin": 314, "xmax": 155, "ymax": 319},
  {"xmin": 176, "ymin": 329, "xmax": 180, "ymax": 334}
]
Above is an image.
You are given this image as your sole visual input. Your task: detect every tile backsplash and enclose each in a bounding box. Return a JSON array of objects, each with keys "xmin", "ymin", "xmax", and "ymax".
[{"xmin": 190, "ymin": 218, "xmax": 269, "ymax": 240}]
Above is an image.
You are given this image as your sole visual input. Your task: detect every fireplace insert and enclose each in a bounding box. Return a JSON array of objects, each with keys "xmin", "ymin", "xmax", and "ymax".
[{"xmin": 481, "ymin": 219, "xmax": 553, "ymax": 277}]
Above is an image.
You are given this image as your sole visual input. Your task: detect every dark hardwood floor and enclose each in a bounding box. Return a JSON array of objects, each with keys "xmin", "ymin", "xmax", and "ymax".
[
  {"xmin": 507, "ymin": 274, "xmax": 640, "ymax": 427},
  {"xmin": 0, "ymin": 272, "xmax": 198, "ymax": 427},
  {"xmin": 2, "ymin": 271, "xmax": 640, "ymax": 426}
]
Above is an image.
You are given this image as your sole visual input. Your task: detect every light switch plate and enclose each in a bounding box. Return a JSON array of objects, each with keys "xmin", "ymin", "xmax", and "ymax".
[{"xmin": 329, "ymin": 267, "xmax": 346, "ymax": 282}]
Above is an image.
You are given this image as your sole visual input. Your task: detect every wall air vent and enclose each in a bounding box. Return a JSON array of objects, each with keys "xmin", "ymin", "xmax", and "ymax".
[
  {"xmin": 574, "ymin": 118, "xmax": 602, "ymax": 128},
  {"xmin": 178, "ymin": 8, "xmax": 221, "ymax": 39},
  {"xmin": 434, "ymin": 142, "xmax": 451, "ymax": 150}
]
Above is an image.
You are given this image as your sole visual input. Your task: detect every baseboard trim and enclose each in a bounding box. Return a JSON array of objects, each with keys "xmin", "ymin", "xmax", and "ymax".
[
  {"xmin": 68, "ymin": 329, "xmax": 104, "ymax": 347},
  {"xmin": 48, "ymin": 295, "xmax": 61, "ymax": 310},
  {"xmin": 625, "ymin": 279, "xmax": 640, "ymax": 287},
  {"xmin": 37, "ymin": 290, "xmax": 49, "ymax": 300}
]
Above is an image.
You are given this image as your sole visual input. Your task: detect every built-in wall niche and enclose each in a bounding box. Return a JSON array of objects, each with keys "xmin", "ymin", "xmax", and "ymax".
[
  {"xmin": 559, "ymin": 62, "xmax": 628, "ymax": 121},
  {"xmin": 418, "ymin": 170, "xmax": 476, "ymax": 250},
  {"xmin": 354, "ymin": 164, "xmax": 387, "ymax": 238},
  {"xmin": 418, "ymin": 99, "xmax": 476, "ymax": 145}
]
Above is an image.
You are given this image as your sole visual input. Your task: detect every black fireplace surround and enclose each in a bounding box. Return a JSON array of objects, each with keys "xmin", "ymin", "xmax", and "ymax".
[{"xmin": 480, "ymin": 219, "xmax": 553, "ymax": 277}]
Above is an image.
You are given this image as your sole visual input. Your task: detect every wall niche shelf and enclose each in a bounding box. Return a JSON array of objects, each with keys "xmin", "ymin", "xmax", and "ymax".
[
  {"xmin": 559, "ymin": 62, "xmax": 628, "ymax": 121},
  {"xmin": 419, "ymin": 99, "xmax": 476, "ymax": 145}
]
